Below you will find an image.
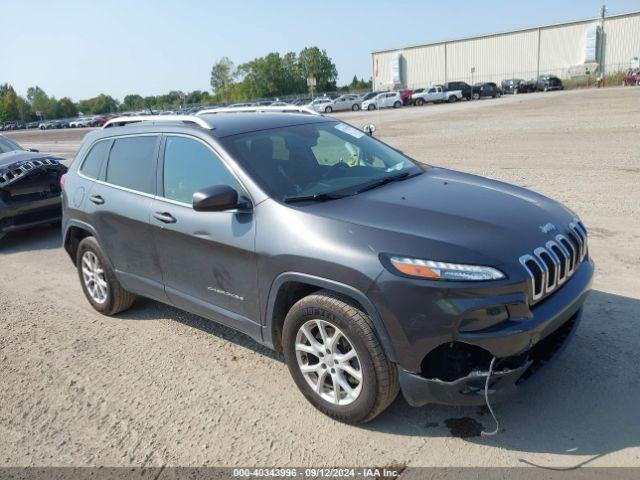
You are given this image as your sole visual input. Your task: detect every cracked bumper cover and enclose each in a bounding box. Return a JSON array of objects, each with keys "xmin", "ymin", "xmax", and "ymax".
[{"xmin": 397, "ymin": 259, "xmax": 592, "ymax": 407}]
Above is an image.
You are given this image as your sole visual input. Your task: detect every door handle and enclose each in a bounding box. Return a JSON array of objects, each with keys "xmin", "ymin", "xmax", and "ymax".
[
  {"xmin": 153, "ymin": 212, "xmax": 177, "ymax": 224},
  {"xmin": 89, "ymin": 195, "xmax": 105, "ymax": 205}
]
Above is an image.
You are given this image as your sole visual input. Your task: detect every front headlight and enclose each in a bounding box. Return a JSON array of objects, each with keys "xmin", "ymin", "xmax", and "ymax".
[{"xmin": 385, "ymin": 256, "xmax": 506, "ymax": 281}]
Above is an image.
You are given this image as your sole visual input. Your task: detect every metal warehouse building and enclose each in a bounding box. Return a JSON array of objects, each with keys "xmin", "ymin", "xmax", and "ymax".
[{"xmin": 372, "ymin": 10, "xmax": 640, "ymax": 90}]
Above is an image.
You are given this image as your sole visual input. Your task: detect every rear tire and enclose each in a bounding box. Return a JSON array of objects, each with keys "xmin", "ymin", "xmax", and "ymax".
[
  {"xmin": 352, "ymin": 104, "xmax": 360, "ymax": 111},
  {"xmin": 76, "ymin": 237, "xmax": 136, "ymax": 316},
  {"xmin": 415, "ymin": 98, "xmax": 425, "ymax": 106},
  {"xmin": 393, "ymin": 101, "xmax": 401, "ymax": 108},
  {"xmin": 472, "ymin": 93, "xmax": 480, "ymax": 100},
  {"xmin": 448, "ymin": 95, "xmax": 457, "ymax": 103},
  {"xmin": 282, "ymin": 290, "xmax": 399, "ymax": 424},
  {"xmin": 325, "ymin": 106, "xmax": 332, "ymax": 113}
]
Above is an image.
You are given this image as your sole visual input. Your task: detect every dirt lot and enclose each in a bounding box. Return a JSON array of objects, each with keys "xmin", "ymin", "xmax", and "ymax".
[{"xmin": 2, "ymin": 87, "xmax": 639, "ymax": 469}]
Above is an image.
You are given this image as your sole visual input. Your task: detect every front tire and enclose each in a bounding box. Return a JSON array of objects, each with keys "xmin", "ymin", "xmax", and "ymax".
[
  {"xmin": 367, "ymin": 104, "xmax": 375, "ymax": 111},
  {"xmin": 282, "ymin": 290, "xmax": 399, "ymax": 424},
  {"xmin": 325, "ymin": 106, "xmax": 332, "ymax": 113},
  {"xmin": 76, "ymin": 237, "xmax": 136, "ymax": 315},
  {"xmin": 472, "ymin": 92, "xmax": 480, "ymax": 100}
]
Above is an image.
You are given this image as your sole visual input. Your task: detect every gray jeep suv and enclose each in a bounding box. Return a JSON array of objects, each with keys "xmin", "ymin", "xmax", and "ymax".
[{"xmin": 62, "ymin": 111, "xmax": 593, "ymax": 423}]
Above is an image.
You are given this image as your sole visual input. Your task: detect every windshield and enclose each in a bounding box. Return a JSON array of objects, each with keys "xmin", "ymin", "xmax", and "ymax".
[
  {"xmin": 221, "ymin": 121, "xmax": 423, "ymax": 202},
  {"xmin": 0, "ymin": 135, "xmax": 23, "ymax": 154}
]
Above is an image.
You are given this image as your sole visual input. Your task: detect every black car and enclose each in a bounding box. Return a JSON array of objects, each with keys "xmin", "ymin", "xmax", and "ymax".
[
  {"xmin": 443, "ymin": 81, "xmax": 472, "ymax": 100},
  {"xmin": 536, "ymin": 75, "xmax": 564, "ymax": 92},
  {"xmin": 501, "ymin": 79, "xmax": 537, "ymax": 94},
  {"xmin": 0, "ymin": 134, "xmax": 67, "ymax": 240},
  {"xmin": 62, "ymin": 111, "xmax": 592, "ymax": 423},
  {"xmin": 471, "ymin": 82, "xmax": 503, "ymax": 99}
]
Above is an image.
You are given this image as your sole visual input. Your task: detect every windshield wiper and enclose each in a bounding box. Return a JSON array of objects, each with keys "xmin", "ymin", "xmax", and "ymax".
[
  {"xmin": 354, "ymin": 171, "xmax": 421, "ymax": 194},
  {"xmin": 283, "ymin": 192, "xmax": 348, "ymax": 203}
]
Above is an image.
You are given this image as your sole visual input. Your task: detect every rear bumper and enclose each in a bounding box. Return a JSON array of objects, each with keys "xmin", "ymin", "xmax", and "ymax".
[{"xmin": 0, "ymin": 195, "xmax": 62, "ymax": 234}]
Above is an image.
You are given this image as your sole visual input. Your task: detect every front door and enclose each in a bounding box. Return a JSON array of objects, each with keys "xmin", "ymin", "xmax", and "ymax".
[{"xmin": 150, "ymin": 134, "xmax": 260, "ymax": 334}]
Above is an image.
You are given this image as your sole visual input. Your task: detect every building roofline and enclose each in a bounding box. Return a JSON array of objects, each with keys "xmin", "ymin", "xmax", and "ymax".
[{"xmin": 371, "ymin": 10, "xmax": 640, "ymax": 55}]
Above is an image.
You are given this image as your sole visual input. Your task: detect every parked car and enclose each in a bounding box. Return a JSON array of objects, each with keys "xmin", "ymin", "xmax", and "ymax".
[
  {"xmin": 622, "ymin": 68, "xmax": 640, "ymax": 86},
  {"xmin": 411, "ymin": 85, "xmax": 463, "ymax": 105},
  {"xmin": 292, "ymin": 98, "xmax": 312, "ymax": 106},
  {"xmin": 536, "ymin": 75, "xmax": 564, "ymax": 91},
  {"xmin": 26, "ymin": 121, "xmax": 39, "ymax": 129},
  {"xmin": 0, "ymin": 134, "xmax": 67, "ymax": 240},
  {"xmin": 359, "ymin": 91, "xmax": 382, "ymax": 102},
  {"xmin": 443, "ymin": 81, "xmax": 472, "ymax": 100},
  {"xmin": 501, "ymin": 79, "xmax": 524, "ymax": 94},
  {"xmin": 471, "ymin": 82, "xmax": 503, "ymax": 100},
  {"xmin": 62, "ymin": 111, "xmax": 593, "ymax": 423},
  {"xmin": 306, "ymin": 97, "xmax": 334, "ymax": 113},
  {"xmin": 323, "ymin": 95, "xmax": 361, "ymax": 113},
  {"xmin": 399, "ymin": 89, "xmax": 414, "ymax": 106},
  {"xmin": 361, "ymin": 91, "xmax": 403, "ymax": 110}
]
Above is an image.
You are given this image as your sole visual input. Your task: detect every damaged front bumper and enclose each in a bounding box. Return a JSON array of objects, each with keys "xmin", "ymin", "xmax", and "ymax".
[{"xmin": 397, "ymin": 257, "xmax": 592, "ymax": 407}]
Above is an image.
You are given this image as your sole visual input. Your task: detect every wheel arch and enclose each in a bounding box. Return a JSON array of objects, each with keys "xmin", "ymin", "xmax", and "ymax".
[
  {"xmin": 263, "ymin": 272, "xmax": 397, "ymax": 363},
  {"xmin": 63, "ymin": 220, "xmax": 111, "ymax": 268}
]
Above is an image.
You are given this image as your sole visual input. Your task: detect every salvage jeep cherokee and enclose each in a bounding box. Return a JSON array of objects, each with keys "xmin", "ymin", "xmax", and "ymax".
[{"xmin": 62, "ymin": 108, "xmax": 593, "ymax": 423}]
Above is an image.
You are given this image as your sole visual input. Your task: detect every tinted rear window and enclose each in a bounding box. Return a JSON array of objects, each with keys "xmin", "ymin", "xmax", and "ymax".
[
  {"xmin": 106, "ymin": 136, "xmax": 158, "ymax": 194},
  {"xmin": 80, "ymin": 140, "xmax": 110, "ymax": 179}
]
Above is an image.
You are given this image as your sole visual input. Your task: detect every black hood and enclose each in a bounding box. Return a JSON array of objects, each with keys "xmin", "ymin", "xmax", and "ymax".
[
  {"xmin": 303, "ymin": 167, "xmax": 576, "ymax": 270},
  {"xmin": 0, "ymin": 150, "xmax": 67, "ymax": 188},
  {"xmin": 0, "ymin": 150, "xmax": 63, "ymax": 169}
]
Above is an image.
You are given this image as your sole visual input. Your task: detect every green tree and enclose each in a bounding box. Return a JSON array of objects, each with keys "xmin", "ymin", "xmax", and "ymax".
[
  {"xmin": 57, "ymin": 97, "xmax": 78, "ymax": 118},
  {"xmin": 298, "ymin": 47, "xmax": 338, "ymax": 92},
  {"xmin": 210, "ymin": 57, "xmax": 236, "ymax": 104},
  {"xmin": 0, "ymin": 86, "xmax": 20, "ymax": 121},
  {"xmin": 26, "ymin": 86, "xmax": 49, "ymax": 117},
  {"xmin": 121, "ymin": 94, "xmax": 146, "ymax": 111},
  {"xmin": 16, "ymin": 96, "xmax": 34, "ymax": 121}
]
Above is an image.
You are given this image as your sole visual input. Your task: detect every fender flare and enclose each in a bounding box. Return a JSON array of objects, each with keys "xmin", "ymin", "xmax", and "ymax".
[
  {"xmin": 62, "ymin": 219, "xmax": 116, "ymax": 270},
  {"xmin": 263, "ymin": 272, "xmax": 397, "ymax": 363}
]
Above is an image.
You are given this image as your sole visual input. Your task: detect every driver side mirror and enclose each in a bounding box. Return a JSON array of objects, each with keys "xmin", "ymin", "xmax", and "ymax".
[
  {"xmin": 362, "ymin": 124, "xmax": 376, "ymax": 136},
  {"xmin": 193, "ymin": 185, "xmax": 245, "ymax": 212},
  {"xmin": 28, "ymin": 148, "xmax": 39, "ymax": 152}
]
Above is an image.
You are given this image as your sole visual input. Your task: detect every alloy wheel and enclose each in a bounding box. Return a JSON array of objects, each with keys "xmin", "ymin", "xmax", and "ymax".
[
  {"xmin": 294, "ymin": 319, "xmax": 363, "ymax": 405},
  {"xmin": 81, "ymin": 251, "xmax": 108, "ymax": 304}
]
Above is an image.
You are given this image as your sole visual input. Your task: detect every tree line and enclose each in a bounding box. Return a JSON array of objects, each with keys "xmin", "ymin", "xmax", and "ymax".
[{"xmin": 0, "ymin": 46, "xmax": 371, "ymax": 122}]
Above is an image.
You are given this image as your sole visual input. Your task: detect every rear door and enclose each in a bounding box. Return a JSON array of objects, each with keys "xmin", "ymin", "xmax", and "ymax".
[
  {"xmin": 150, "ymin": 134, "xmax": 260, "ymax": 332},
  {"xmin": 86, "ymin": 134, "xmax": 167, "ymax": 301}
]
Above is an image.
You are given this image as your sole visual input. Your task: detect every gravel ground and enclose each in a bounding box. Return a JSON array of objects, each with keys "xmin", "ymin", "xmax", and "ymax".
[{"xmin": 1, "ymin": 87, "xmax": 639, "ymax": 469}]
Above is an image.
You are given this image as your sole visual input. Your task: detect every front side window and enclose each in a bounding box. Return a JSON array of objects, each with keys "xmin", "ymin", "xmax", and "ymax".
[
  {"xmin": 163, "ymin": 136, "xmax": 240, "ymax": 204},
  {"xmin": 105, "ymin": 135, "xmax": 158, "ymax": 194},
  {"xmin": 80, "ymin": 139, "xmax": 110, "ymax": 179},
  {"xmin": 0, "ymin": 136, "xmax": 23, "ymax": 154},
  {"xmin": 221, "ymin": 122, "xmax": 423, "ymax": 202}
]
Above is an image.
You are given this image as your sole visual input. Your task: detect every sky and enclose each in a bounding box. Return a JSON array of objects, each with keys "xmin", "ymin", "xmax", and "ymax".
[{"xmin": 2, "ymin": 0, "xmax": 639, "ymax": 101}]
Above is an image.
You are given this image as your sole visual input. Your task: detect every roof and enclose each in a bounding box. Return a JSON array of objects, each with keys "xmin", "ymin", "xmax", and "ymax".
[
  {"xmin": 371, "ymin": 9, "xmax": 640, "ymax": 55},
  {"xmin": 201, "ymin": 112, "xmax": 333, "ymax": 137},
  {"xmin": 96, "ymin": 112, "xmax": 335, "ymax": 139}
]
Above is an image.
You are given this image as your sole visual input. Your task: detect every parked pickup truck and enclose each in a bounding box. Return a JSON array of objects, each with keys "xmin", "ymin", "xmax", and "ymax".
[{"xmin": 411, "ymin": 85, "xmax": 463, "ymax": 106}]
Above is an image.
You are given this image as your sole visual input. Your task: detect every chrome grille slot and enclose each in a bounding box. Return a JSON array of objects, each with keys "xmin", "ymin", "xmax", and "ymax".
[
  {"xmin": 548, "ymin": 240, "xmax": 569, "ymax": 284},
  {"xmin": 519, "ymin": 219, "xmax": 587, "ymax": 304}
]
